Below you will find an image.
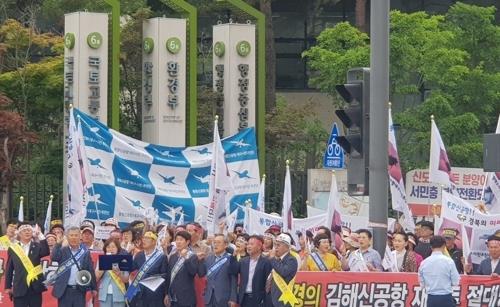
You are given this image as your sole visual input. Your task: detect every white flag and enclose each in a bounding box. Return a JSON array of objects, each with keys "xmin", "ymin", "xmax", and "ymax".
[
  {"xmin": 206, "ymin": 118, "xmax": 234, "ymax": 236},
  {"xmin": 44, "ymin": 196, "xmax": 53, "ymax": 234},
  {"xmin": 483, "ymin": 115, "xmax": 500, "ymax": 213},
  {"xmin": 429, "ymin": 118, "xmax": 457, "ymax": 192},
  {"xmin": 226, "ymin": 208, "xmax": 239, "ymax": 235},
  {"xmin": 388, "ymin": 107, "xmax": 407, "ymax": 211},
  {"xmin": 256, "ymin": 175, "xmax": 266, "ymax": 212},
  {"xmin": 281, "ymin": 163, "xmax": 293, "ymax": 232},
  {"xmin": 382, "ymin": 246, "xmax": 399, "ymax": 272},
  {"xmin": 65, "ymin": 108, "xmax": 91, "ymax": 227},
  {"xmin": 177, "ymin": 211, "xmax": 185, "ymax": 226},
  {"xmin": 325, "ymin": 172, "xmax": 342, "ymax": 232},
  {"xmin": 461, "ymin": 223, "xmax": 471, "ymax": 264},
  {"xmin": 18, "ymin": 197, "xmax": 24, "ymax": 222}
]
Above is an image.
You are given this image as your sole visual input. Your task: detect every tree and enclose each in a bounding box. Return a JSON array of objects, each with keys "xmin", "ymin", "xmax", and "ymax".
[
  {"xmin": 0, "ymin": 93, "xmax": 37, "ymax": 231},
  {"xmin": 303, "ymin": 3, "xmax": 500, "ymax": 172}
]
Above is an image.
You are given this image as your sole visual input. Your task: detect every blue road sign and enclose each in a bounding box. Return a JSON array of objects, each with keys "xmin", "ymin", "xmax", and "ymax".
[{"xmin": 323, "ymin": 122, "xmax": 345, "ymax": 169}]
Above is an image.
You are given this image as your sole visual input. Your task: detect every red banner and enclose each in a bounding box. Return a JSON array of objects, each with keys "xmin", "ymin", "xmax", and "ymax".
[{"xmin": 0, "ymin": 250, "xmax": 498, "ymax": 306}]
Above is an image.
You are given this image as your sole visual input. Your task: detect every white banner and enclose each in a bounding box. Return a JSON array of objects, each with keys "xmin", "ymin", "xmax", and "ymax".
[
  {"xmin": 439, "ymin": 191, "xmax": 500, "ymax": 264},
  {"xmin": 245, "ymin": 208, "xmax": 326, "ymax": 238}
]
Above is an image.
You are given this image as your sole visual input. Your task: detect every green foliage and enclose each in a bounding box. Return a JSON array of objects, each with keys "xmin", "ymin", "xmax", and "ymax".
[
  {"xmin": 264, "ymin": 96, "xmax": 328, "ymax": 215},
  {"xmin": 302, "ymin": 22, "xmax": 369, "ymax": 101},
  {"xmin": 304, "ymin": 2, "xmax": 500, "ymax": 172}
]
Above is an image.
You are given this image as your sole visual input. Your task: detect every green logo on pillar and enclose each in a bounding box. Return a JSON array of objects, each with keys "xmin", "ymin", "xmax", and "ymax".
[
  {"xmin": 87, "ymin": 32, "xmax": 103, "ymax": 49},
  {"xmin": 166, "ymin": 37, "xmax": 181, "ymax": 54},
  {"xmin": 236, "ymin": 41, "xmax": 251, "ymax": 57},
  {"xmin": 143, "ymin": 37, "xmax": 154, "ymax": 54},
  {"xmin": 214, "ymin": 42, "xmax": 225, "ymax": 57},
  {"xmin": 64, "ymin": 33, "xmax": 75, "ymax": 49}
]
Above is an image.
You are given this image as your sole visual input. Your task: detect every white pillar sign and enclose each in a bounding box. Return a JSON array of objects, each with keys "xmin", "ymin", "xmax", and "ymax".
[
  {"xmin": 63, "ymin": 12, "xmax": 108, "ymax": 224},
  {"xmin": 142, "ymin": 18, "xmax": 187, "ymax": 146},
  {"xmin": 64, "ymin": 12, "xmax": 108, "ymax": 121},
  {"xmin": 212, "ymin": 23, "xmax": 256, "ymax": 137}
]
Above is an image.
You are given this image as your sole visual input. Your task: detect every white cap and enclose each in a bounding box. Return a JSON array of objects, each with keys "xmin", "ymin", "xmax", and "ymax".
[{"xmin": 275, "ymin": 233, "xmax": 292, "ymax": 246}]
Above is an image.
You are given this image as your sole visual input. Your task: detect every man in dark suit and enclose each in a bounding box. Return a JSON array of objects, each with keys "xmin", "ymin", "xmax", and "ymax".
[
  {"xmin": 203, "ymin": 233, "xmax": 237, "ymax": 307},
  {"xmin": 466, "ymin": 232, "xmax": 500, "ymax": 276},
  {"xmin": 5, "ymin": 222, "xmax": 50, "ymax": 307},
  {"xmin": 233, "ymin": 235, "xmax": 272, "ymax": 307},
  {"xmin": 51, "ymin": 226, "xmax": 97, "ymax": 307},
  {"xmin": 268, "ymin": 233, "xmax": 298, "ymax": 307},
  {"xmin": 129, "ymin": 231, "xmax": 168, "ymax": 307},
  {"xmin": 164, "ymin": 230, "xmax": 207, "ymax": 307}
]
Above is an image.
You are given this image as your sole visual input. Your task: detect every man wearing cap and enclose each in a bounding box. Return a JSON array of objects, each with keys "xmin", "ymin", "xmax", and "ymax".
[
  {"xmin": 442, "ymin": 228, "xmax": 463, "ymax": 273},
  {"xmin": 415, "ymin": 221, "xmax": 434, "ymax": 259},
  {"xmin": 127, "ymin": 231, "xmax": 168, "ymax": 307},
  {"xmin": 465, "ymin": 232, "xmax": 500, "ymax": 276},
  {"xmin": 104, "ymin": 218, "xmax": 120, "ymax": 230},
  {"xmin": 418, "ymin": 236, "xmax": 459, "ymax": 307},
  {"xmin": 5, "ymin": 222, "xmax": 49, "ymax": 307},
  {"xmin": 80, "ymin": 220, "xmax": 103, "ymax": 251},
  {"xmin": 267, "ymin": 233, "xmax": 298, "ymax": 307},
  {"xmin": 50, "ymin": 226, "xmax": 97, "ymax": 307}
]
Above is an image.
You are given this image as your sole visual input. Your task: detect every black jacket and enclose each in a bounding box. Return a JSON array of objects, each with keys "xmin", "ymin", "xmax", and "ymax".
[
  {"xmin": 233, "ymin": 255, "xmax": 272, "ymax": 305},
  {"xmin": 5, "ymin": 240, "xmax": 50, "ymax": 297}
]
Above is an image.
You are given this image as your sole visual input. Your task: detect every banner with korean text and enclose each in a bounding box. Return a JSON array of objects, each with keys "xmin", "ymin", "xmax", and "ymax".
[
  {"xmin": 0, "ymin": 251, "xmax": 499, "ymax": 307},
  {"xmin": 406, "ymin": 167, "xmax": 487, "ymax": 216},
  {"xmin": 439, "ymin": 191, "xmax": 500, "ymax": 265}
]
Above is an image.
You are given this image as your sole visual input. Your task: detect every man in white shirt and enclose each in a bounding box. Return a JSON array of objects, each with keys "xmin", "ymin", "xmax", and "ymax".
[{"xmin": 418, "ymin": 236, "xmax": 460, "ymax": 307}]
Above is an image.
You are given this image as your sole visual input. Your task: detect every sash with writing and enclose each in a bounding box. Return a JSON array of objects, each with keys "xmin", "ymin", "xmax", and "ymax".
[
  {"xmin": 350, "ymin": 250, "xmax": 369, "ymax": 272},
  {"xmin": 44, "ymin": 245, "xmax": 88, "ymax": 285},
  {"xmin": 272, "ymin": 269, "xmax": 298, "ymax": 306},
  {"xmin": 170, "ymin": 250, "xmax": 193, "ymax": 283},
  {"xmin": 9, "ymin": 242, "xmax": 43, "ymax": 285},
  {"xmin": 108, "ymin": 270, "xmax": 126, "ymax": 294},
  {"xmin": 206, "ymin": 253, "xmax": 230, "ymax": 279},
  {"xmin": 310, "ymin": 252, "xmax": 328, "ymax": 272},
  {"xmin": 125, "ymin": 250, "xmax": 163, "ymax": 302}
]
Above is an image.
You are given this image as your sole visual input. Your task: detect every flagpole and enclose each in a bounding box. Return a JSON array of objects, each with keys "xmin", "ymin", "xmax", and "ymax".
[{"xmin": 427, "ymin": 115, "xmax": 435, "ymax": 220}]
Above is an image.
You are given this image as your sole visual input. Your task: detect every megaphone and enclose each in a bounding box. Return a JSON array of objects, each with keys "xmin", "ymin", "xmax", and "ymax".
[{"xmin": 76, "ymin": 270, "xmax": 92, "ymax": 286}]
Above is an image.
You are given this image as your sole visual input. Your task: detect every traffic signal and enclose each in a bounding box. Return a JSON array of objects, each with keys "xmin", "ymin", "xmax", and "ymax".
[{"xmin": 335, "ymin": 68, "xmax": 370, "ymax": 195}]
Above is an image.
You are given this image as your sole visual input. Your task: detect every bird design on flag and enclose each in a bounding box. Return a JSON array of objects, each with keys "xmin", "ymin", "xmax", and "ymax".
[
  {"xmin": 230, "ymin": 139, "xmax": 251, "ymax": 148},
  {"xmin": 232, "ymin": 169, "xmax": 253, "ymax": 179},
  {"xmin": 158, "ymin": 173, "xmax": 177, "ymax": 185},
  {"xmin": 88, "ymin": 158, "xmax": 106, "ymax": 169},
  {"xmin": 125, "ymin": 197, "xmax": 144, "ymax": 209},
  {"xmin": 191, "ymin": 147, "xmax": 211, "ymax": 155}
]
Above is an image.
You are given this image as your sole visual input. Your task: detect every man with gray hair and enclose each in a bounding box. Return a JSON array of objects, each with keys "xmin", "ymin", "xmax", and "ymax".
[
  {"xmin": 203, "ymin": 234, "xmax": 237, "ymax": 307},
  {"xmin": 50, "ymin": 226, "xmax": 97, "ymax": 307}
]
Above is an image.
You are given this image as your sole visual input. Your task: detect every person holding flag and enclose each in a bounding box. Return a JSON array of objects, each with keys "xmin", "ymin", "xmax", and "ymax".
[
  {"xmin": 127, "ymin": 231, "xmax": 168, "ymax": 307},
  {"xmin": 4, "ymin": 222, "xmax": 49, "ymax": 307}
]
